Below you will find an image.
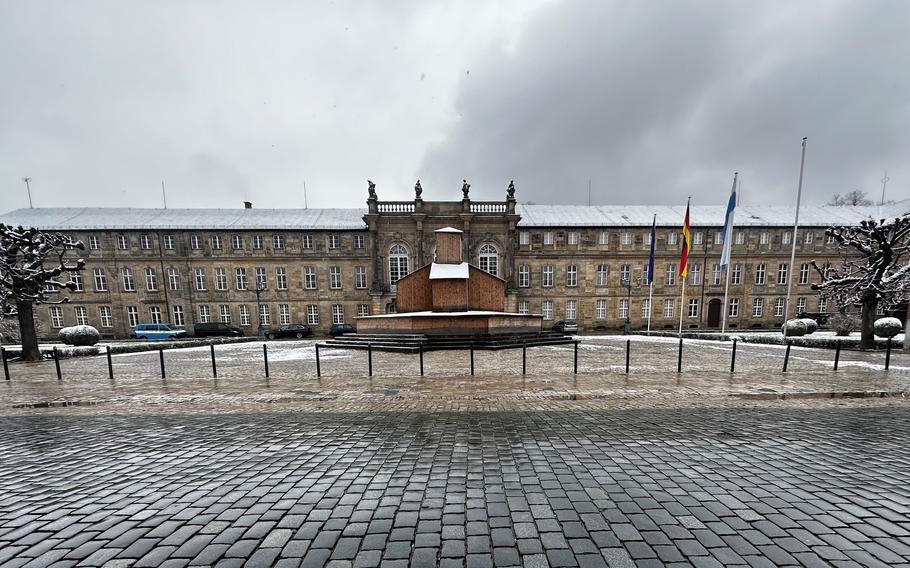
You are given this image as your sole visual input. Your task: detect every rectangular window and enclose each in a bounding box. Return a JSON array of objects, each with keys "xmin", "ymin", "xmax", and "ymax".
[
  {"xmin": 259, "ymin": 304, "xmax": 271, "ymax": 326},
  {"xmin": 215, "ymin": 268, "xmax": 227, "ymax": 291},
  {"xmin": 232, "ymin": 235, "xmax": 243, "ymax": 250},
  {"xmin": 693, "ymin": 231, "xmax": 703, "ymax": 245},
  {"xmin": 618, "ymin": 299, "xmax": 629, "ymax": 320},
  {"xmin": 690, "ymin": 264, "xmax": 701, "ymax": 286},
  {"xmin": 144, "ymin": 267, "xmax": 157, "ymax": 291},
  {"xmin": 253, "ymin": 235, "xmax": 263, "ymax": 250},
  {"xmin": 804, "ymin": 231, "xmax": 814, "ymax": 244},
  {"xmin": 163, "ymin": 235, "xmax": 174, "ymax": 250},
  {"xmin": 50, "ymin": 306, "xmax": 64, "ymax": 328},
  {"xmin": 74, "ymin": 306, "xmax": 89, "ymax": 326},
  {"xmin": 731, "ymin": 264, "xmax": 742, "ymax": 285},
  {"xmin": 279, "ymin": 304, "xmax": 291, "ymax": 325},
  {"xmin": 301, "ymin": 234, "xmax": 313, "ymax": 249},
  {"xmin": 194, "ymin": 268, "xmax": 207, "ymax": 291},
  {"xmin": 542, "ymin": 265, "xmax": 554, "ymax": 287},
  {"xmin": 255, "ymin": 267, "xmax": 267, "ymax": 289},
  {"xmin": 328, "ymin": 234, "xmax": 340, "ymax": 249},
  {"xmin": 645, "ymin": 231, "xmax": 652, "ymax": 246},
  {"xmin": 565, "ymin": 265, "xmax": 578, "ymax": 287},
  {"xmin": 818, "ymin": 298, "xmax": 828, "ymax": 313},
  {"xmin": 755, "ymin": 263, "xmax": 766, "ymax": 285},
  {"xmin": 643, "ymin": 263, "xmax": 650, "ymax": 284},
  {"xmin": 520, "ymin": 231, "xmax": 530, "ymax": 245},
  {"xmin": 117, "ymin": 234, "xmax": 129, "ymax": 249},
  {"xmin": 276, "ymin": 267, "xmax": 288, "ymax": 290},
  {"xmin": 595, "ymin": 299, "xmax": 607, "ymax": 319},
  {"xmin": 782, "ymin": 231, "xmax": 792, "ymax": 245},
  {"xmin": 191, "ymin": 234, "xmax": 201, "ymax": 249},
  {"xmin": 220, "ymin": 305, "xmax": 231, "ymax": 324},
  {"xmin": 93, "ymin": 268, "xmax": 107, "ymax": 292},
  {"xmin": 565, "ymin": 299, "xmax": 577, "ymax": 321},
  {"xmin": 304, "ymin": 267, "xmax": 317, "ymax": 289},
  {"xmin": 198, "ymin": 305, "xmax": 211, "ymax": 323},
  {"xmin": 567, "ymin": 231, "xmax": 578, "ymax": 245},
  {"xmin": 542, "ymin": 300, "xmax": 554, "ymax": 320},
  {"xmin": 332, "ymin": 304, "xmax": 344, "ymax": 324},
  {"xmin": 329, "ymin": 266, "xmax": 342, "ymax": 289},
  {"xmin": 711, "ymin": 264, "xmax": 721, "ymax": 286},
  {"xmin": 355, "ymin": 266, "xmax": 367, "ymax": 289},
  {"xmin": 543, "ymin": 232, "xmax": 554, "ymax": 245},
  {"xmin": 774, "ymin": 298, "xmax": 785, "ymax": 317},
  {"xmin": 307, "ymin": 305, "xmax": 319, "ymax": 325},
  {"xmin": 235, "ymin": 268, "xmax": 247, "ymax": 290},
  {"xmin": 752, "ymin": 298, "xmax": 764, "ymax": 317},
  {"xmin": 735, "ymin": 231, "xmax": 745, "ymax": 245},
  {"xmin": 354, "ymin": 234, "xmax": 365, "ymax": 249},
  {"xmin": 518, "ymin": 300, "xmax": 530, "ymax": 315},
  {"xmin": 760, "ymin": 232, "xmax": 769, "ymax": 245},
  {"xmin": 620, "ymin": 264, "xmax": 630, "ymax": 283},
  {"xmin": 127, "ymin": 306, "xmax": 139, "ymax": 327},
  {"xmin": 596, "ymin": 264, "xmax": 608, "ymax": 286},
  {"xmin": 599, "ymin": 231, "xmax": 609, "ymax": 245},
  {"xmin": 140, "ymin": 234, "xmax": 151, "ymax": 249},
  {"xmin": 799, "ymin": 263, "xmax": 810, "ymax": 285},
  {"xmin": 777, "ymin": 263, "xmax": 788, "ymax": 285},
  {"xmin": 173, "ymin": 305, "xmax": 185, "ymax": 326},
  {"xmin": 641, "ymin": 298, "xmax": 651, "ymax": 318},
  {"xmin": 667, "ymin": 232, "xmax": 677, "ymax": 245},
  {"xmin": 149, "ymin": 306, "xmax": 162, "ymax": 324},
  {"xmin": 357, "ymin": 304, "xmax": 370, "ymax": 318},
  {"xmin": 687, "ymin": 298, "xmax": 699, "ymax": 318},
  {"xmin": 826, "ymin": 234, "xmax": 835, "ymax": 244},
  {"xmin": 273, "ymin": 235, "xmax": 285, "ymax": 249},
  {"xmin": 88, "ymin": 235, "xmax": 100, "ymax": 250},
  {"xmin": 71, "ymin": 271, "xmax": 83, "ymax": 292},
  {"xmin": 167, "ymin": 268, "xmax": 180, "ymax": 291},
  {"xmin": 239, "ymin": 305, "xmax": 251, "ymax": 326},
  {"xmin": 796, "ymin": 297, "xmax": 807, "ymax": 314},
  {"xmin": 621, "ymin": 232, "xmax": 633, "ymax": 245},
  {"xmin": 663, "ymin": 299, "xmax": 674, "ymax": 318},
  {"xmin": 211, "ymin": 234, "xmax": 222, "ymax": 249},
  {"xmin": 518, "ymin": 265, "xmax": 530, "ymax": 288},
  {"xmin": 666, "ymin": 264, "xmax": 676, "ymax": 286},
  {"xmin": 99, "ymin": 306, "xmax": 113, "ymax": 328},
  {"xmin": 714, "ymin": 232, "xmax": 723, "ymax": 245},
  {"xmin": 729, "ymin": 298, "xmax": 740, "ymax": 317}
]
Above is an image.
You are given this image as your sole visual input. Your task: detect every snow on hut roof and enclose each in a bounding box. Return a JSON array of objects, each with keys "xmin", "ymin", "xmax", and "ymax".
[
  {"xmin": 429, "ymin": 262, "xmax": 470, "ymax": 279},
  {"xmin": 434, "ymin": 226, "xmax": 463, "ymax": 233},
  {"xmin": 0, "ymin": 207, "xmax": 368, "ymax": 231}
]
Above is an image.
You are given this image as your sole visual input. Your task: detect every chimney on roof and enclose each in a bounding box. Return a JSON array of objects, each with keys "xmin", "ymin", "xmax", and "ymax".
[{"xmin": 243, "ymin": 201, "xmax": 252, "ymax": 209}]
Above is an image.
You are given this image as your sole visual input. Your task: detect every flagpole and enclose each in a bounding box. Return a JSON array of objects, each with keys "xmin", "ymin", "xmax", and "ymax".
[
  {"xmin": 647, "ymin": 282, "xmax": 654, "ymax": 333},
  {"xmin": 646, "ymin": 213, "xmax": 657, "ymax": 333},
  {"xmin": 720, "ymin": 172, "xmax": 738, "ymax": 335},
  {"xmin": 784, "ymin": 138, "xmax": 808, "ymax": 325},
  {"xmin": 678, "ymin": 279, "xmax": 686, "ymax": 337}
]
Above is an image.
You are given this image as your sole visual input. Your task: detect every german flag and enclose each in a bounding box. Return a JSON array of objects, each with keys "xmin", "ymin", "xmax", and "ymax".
[{"xmin": 680, "ymin": 199, "xmax": 691, "ymax": 278}]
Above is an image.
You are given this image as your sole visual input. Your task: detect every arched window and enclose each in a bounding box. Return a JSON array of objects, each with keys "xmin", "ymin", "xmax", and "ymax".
[
  {"xmin": 389, "ymin": 244, "xmax": 409, "ymax": 285},
  {"xmin": 479, "ymin": 244, "xmax": 498, "ymax": 276}
]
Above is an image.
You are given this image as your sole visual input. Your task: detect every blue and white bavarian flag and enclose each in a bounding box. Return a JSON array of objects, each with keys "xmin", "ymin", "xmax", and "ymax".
[{"xmin": 719, "ymin": 173, "xmax": 738, "ymax": 269}]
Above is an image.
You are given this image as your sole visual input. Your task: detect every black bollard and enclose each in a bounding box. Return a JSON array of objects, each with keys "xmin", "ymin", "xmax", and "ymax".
[
  {"xmin": 470, "ymin": 342, "xmax": 475, "ymax": 377},
  {"xmin": 368, "ymin": 343, "xmax": 373, "ymax": 377},
  {"xmin": 315, "ymin": 343, "xmax": 321, "ymax": 378},
  {"xmin": 885, "ymin": 338, "xmax": 892, "ymax": 370},
  {"xmin": 419, "ymin": 344, "xmax": 424, "ymax": 377},
  {"xmin": 263, "ymin": 343, "xmax": 269, "ymax": 378},
  {"xmin": 106, "ymin": 345, "xmax": 114, "ymax": 380},
  {"xmin": 53, "ymin": 347, "xmax": 62, "ymax": 380},
  {"xmin": 159, "ymin": 347, "xmax": 166, "ymax": 379},
  {"xmin": 730, "ymin": 338, "xmax": 737, "ymax": 373},
  {"xmin": 1, "ymin": 347, "xmax": 9, "ymax": 381},
  {"xmin": 210, "ymin": 344, "xmax": 217, "ymax": 378},
  {"xmin": 573, "ymin": 341, "xmax": 578, "ymax": 374},
  {"xmin": 834, "ymin": 341, "xmax": 841, "ymax": 371},
  {"xmin": 783, "ymin": 342, "xmax": 791, "ymax": 372},
  {"xmin": 522, "ymin": 342, "xmax": 527, "ymax": 375},
  {"xmin": 677, "ymin": 338, "xmax": 683, "ymax": 373},
  {"xmin": 625, "ymin": 339, "xmax": 630, "ymax": 374}
]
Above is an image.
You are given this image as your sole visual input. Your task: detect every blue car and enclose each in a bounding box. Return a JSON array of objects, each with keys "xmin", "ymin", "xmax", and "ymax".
[{"xmin": 133, "ymin": 323, "xmax": 188, "ymax": 340}]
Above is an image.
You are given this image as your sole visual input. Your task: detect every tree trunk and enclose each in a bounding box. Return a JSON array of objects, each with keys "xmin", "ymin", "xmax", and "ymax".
[
  {"xmin": 904, "ymin": 302, "xmax": 909, "ymax": 350},
  {"xmin": 860, "ymin": 298, "xmax": 877, "ymax": 350},
  {"xmin": 16, "ymin": 300, "xmax": 41, "ymax": 362}
]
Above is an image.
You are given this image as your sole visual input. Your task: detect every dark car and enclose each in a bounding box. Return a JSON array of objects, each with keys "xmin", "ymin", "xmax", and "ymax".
[
  {"xmin": 329, "ymin": 323, "xmax": 356, "ymax": 337},
  {"xmin": 194, "ymin": 322, "xmax": 244, "ymax": 337},
  {"xmin": 797, "ymin": 312, "xmax": 831, "ymax": 326},
  {"xmin": 552, "ymin": 320, "xmax": 578, "ymax": 334},
  {"xmin": 264, "ymin": 324, "xmax": 313, "ymax": 340}
]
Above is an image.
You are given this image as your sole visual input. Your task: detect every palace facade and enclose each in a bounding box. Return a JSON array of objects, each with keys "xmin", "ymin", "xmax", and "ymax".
[{"xmin": 2, "ymin": 188, "xmax": 907, "ymax": 338}]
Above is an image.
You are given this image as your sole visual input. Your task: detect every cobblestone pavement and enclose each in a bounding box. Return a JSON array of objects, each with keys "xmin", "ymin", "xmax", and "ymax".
[
  {"xmin": 1, "ymin": 337, "xmax": 908, "ymax": 413},
  {"xmin": 2, "ymin": 406, "xmax": 910, "ymax": 567}
]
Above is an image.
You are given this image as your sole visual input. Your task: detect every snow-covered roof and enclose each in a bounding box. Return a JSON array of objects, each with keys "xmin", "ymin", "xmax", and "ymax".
[
  {"xmin": 358, "ymin": 310, "xmax": 538, "ymax": 319},
  {"xmin": 434, "ymin": 226, "xmax": 463, "ymax": 233},
  {"xmin": 516, "ymin": 200, "xmax": 910, "ymax": 228},
  {"xmin": 429, "ymin": 262, "xmax": 469, "ymax": 279},
  {"xmin": 0, "ymin": 207, "xmax": 367, "ymax": 231}
]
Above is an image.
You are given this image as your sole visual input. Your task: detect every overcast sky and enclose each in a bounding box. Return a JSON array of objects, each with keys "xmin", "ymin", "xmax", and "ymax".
[{"xmin": 1, "ymin": 0, "xmax": 908, "ymax": 212}]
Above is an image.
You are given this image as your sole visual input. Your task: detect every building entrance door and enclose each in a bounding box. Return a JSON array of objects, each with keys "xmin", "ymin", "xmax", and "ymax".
[{"xmin": 707, "ymin": 299, "xmax": 722, "ymax": 327}]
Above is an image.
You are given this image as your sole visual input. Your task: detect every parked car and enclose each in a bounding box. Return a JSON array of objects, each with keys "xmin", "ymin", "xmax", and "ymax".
[
  {"xmin": 329, "ymin": 323, "xmax": 356, "ymax": 337},
  {"xmin": 551, "ymin": 320, "xmax": 578, "ymax": 334},
  {"xmin": 265, "ymin": 324, "xmax": 313, "ymax": 340},
  {"xmin": 194, "ymin": 322, "xmax": 244, "ymax": 337},
  {"xmin": 133, "ymin": 323, "xmax": 188, "ymax": 340},
  {"xmin": 797, "ymin": 312, "xmax": 831, "ymax": 326}
]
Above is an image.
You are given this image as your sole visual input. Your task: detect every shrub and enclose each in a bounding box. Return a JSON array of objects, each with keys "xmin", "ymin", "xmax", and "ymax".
[
  {"xmin": 874, "ymin": 317, "xmax": 903, "ymax": 338},
  {"xmin": 782, "ymin": 319, "xmax": 807, "ymax": 337},
  {"xmin": 798, "ymin": 318, "xmax": 818, "ymax": 335},
  {"xmin": 829, "ymin": 313, "xmax": 859, "ymax": 336},
  {"xmin": 59, "ymin": 325, "xmax": 101, "ymax": 346}
]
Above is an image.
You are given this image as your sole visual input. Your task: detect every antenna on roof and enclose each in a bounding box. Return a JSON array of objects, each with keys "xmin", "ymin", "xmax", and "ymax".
[
  {"xmin": 161, "ymin": 181, "xmax": 168, "ymax": 209},
  {"xmin": 304, "ymin": 180, "xmax": 308, "ymax": 209},
  {"xmin": 22, "ymin": 177, "xmax": 33, "ymax": 208},
  {"xmin": 587, "ymin": 177, "xmax": 592, "ymax": 206}
]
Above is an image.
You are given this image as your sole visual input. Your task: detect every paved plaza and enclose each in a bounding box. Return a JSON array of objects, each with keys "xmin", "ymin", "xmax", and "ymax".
[{"xmin": 1, "ymin": 337, "xmax": 909, "ymax": 567}]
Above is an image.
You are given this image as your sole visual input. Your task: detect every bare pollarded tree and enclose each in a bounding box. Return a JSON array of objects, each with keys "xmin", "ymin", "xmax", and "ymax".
[
  {"xmin": 0, "ymin": 224, "xmax": 84, "ymax": 361},
  {"xmin": 812, "ymin": 214, "xmax": 910, "ymax": 348},
  {"xmin": 827, "ymin": 189, "xmax": 874, "ymax": 207}
]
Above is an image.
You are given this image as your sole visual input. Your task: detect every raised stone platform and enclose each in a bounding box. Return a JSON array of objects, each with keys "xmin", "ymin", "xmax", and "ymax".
[{"xmin": 355, "ymin": 310, "xmax": 543, "ymax": 336}]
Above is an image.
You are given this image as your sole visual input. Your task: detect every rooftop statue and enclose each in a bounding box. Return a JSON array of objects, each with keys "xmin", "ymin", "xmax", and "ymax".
[
  {"xmin": 462, "ymin": 179, "xmax": 470, "ymax": 199},
  {"xmin": 367, "ymin": 180, "xmax": 377, "ymax": 199},
  {"xmin": 507, "ymin": 180, "xmax": 515, "ymax": 199},
  {"xmin": 415, "ymin": 179, "xmax": 422, "ymax": 199}
]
